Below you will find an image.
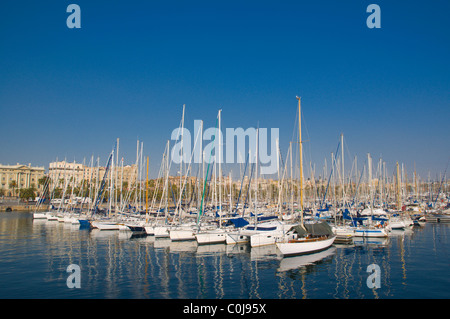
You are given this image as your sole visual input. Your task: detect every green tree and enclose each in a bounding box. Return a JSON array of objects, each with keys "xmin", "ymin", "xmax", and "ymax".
[
  {"xmin": 20, "ymin": 187, "xmax": 36, "ymax": 201},
  {"xmin": 38, "ymin": 176, "xmax": 51, "ymax": 187},
  {"xmin": 9, "ymin": 180, "xmax": 17, "ymax": 197},
  {"xmin": 53, "ymin": 187, "xmax": 62, "ymax": 199}
]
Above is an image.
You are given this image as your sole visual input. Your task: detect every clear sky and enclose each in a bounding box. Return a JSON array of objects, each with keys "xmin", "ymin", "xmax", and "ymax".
[{"xmin": 1, "ymin": 0, "xmax": 449, "ymax": 180}]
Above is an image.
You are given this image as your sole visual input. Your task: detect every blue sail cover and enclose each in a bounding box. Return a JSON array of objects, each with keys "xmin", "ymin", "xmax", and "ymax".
[
  {"xmin": 257, "ymin": 215, "xmax": 278, "ymax": 222},
  {"xmin": 342, "ymin": 209, "xmax": 367, "ymax": 226},
  {"xmin": 230, "ymin": 217, "xmax": 249, "ymax": 228}
]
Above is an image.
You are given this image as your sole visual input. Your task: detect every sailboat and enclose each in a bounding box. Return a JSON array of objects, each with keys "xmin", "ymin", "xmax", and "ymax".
[
  {"xmin": 124, "ymin": 155, "xmax": 150, "ymax": 234},
  {"xmin": 166, "ymin": 105, "xmax": 201, "ymax": 242},
  {"xmin": 33, "ymin": 174, "xmax": 52, "ymax": 219},
  {"xmin": 79, "ymin": 143, "xmax": 117, "ymax": 229},
  {"xmin": 248, "ymin": 127, "xmax": 296, "ymax": 247},
  {"xmin": 276, "ymin": 97, "xmax": 336, "ymax": 257},
  {"xmin": 145, "ymin": 140, "xmax": 171, "ymax": 237},
  {"xmin": 352, "ymin": 154, "xmax": 388, "ymax": 238},
  {"xmin": 93, "ymin": 144, "xmax": 123, "ymax": 231},
  {"xmin": 385, "ymin": 162, "xmax": 414, "ymax": 230},
  {"xmin": 194, "ymin": 110, "xmax": 228, "ymax": 245}
]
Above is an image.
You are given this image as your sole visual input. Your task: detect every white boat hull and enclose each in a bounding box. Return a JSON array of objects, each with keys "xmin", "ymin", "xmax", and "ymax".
[
  {"xmin": 144, "ymin": 226, "xmax": 154, "ymax": 235},
  {"xmin": 119, "ymin": 224, "xmax": 130, "ymax": 231},
  {"xmin": 63, "ymin": 216, "xmax": 79, "ymax": 224},
  {"xmin": 277, "ymin": 236, "xmax": 336, "ymax": 257},
  {"xmin": 169, "ymin": 229, "xmax": 195, "ymax": 241},
  {"xmin": 250, "ymin": 231, "xmax": 284, "ymax": 247},
  {"xmin": 92, "ymin": 222, "xmax": 120, "ymax": 230},
  {"xmin": 195, "ymin": 230, "xmax": 227, "ymax": 245},
  {"xmin": 226, "ymin": 232, "xmax": 250, "ymax": 245},
  {"xmin": 33, "ymin": 212, "xmax": 48, "ymax": 219},
  {"xmin": 333, "ymin": 226, "xmax": 355, "ymax": 236},
  {"xmin": 354, "ymin": 228, "xmax": 388, "ymax": 237},
  {"xmin": 388, "ymin": 221, "xmax": 406, "ymax": 230},
  {"xmin": 46, "ymin": 214, "xmax": 58, "ymax": 221},
  {"xmin": 154, "ymin": 226, "xmax": 169, "ymax": 238}
]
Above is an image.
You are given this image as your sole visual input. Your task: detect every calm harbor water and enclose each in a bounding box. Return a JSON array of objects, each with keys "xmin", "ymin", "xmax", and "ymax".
[{"xmin": 0, "ymin": 211, "xmax": 448, "ymax": 299}]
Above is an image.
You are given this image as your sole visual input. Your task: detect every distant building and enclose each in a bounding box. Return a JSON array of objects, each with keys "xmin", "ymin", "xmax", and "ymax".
[
  {"xmin": 48, "ymin": 160, "xmax": 137, "ymax": 190},
  {"xmin": 0, "ymin": 163, "xmax": 45, "ymax": 196}
]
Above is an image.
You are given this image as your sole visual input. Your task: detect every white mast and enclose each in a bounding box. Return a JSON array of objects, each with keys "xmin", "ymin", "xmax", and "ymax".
[
  {"xmin": 140, "ymin": 141, "xmax": 144, "ymax": 212},
  {"xmin": 116, "ymin": 137, "xmax": 119, "ymax": 213},
  {"xmin": 229, "ymin": 171, "xmax": 232, "ymax": 215},
  {"xmin": 296, "ymin": 96, "xmax": 303, "ymax": 226},
  {"xmin": 181, "ymin": 105, "xmax": 185, "ymax": 217},
  {"xmin": 58, "ymin": 159, "xmax": 67, "ymax": 213},
  {"xmin": 109, "ymin": 148, "xmax": 114, "ymax": 219},
  {"xmin": 367, "ymin": 153, "xmax": 373, "ymax": 214},
  {"xmin": 135, "ymin": 139, "xmax": 139, "ymax": 210},
  {"xmin": 290, "ymin": 142, "xmax": 293, "ymax": 216},
  {"xmin": 165, "ymin": 140, "xmax": 170, "ymax": 221},
  {"xmin": 199, "ymin": 120, "xmax": 203, "ymax": 211},
  {"xmin": 69, "ymin": 160, "xmax": 76, "ymax": 210},
  {"xmin": 120, "ymin": 157, "xmax": 124, "ymax": 212},
  {"xmin": 254, "ymin": 127, "xmax": 259, "ymax": 226},
  {"xmin": 341, "ymin": 133, "xmax": 345, "ymax": 206},
  {"xmin": 218, "ymin": 109, "xmax": 222, "ymax": 227}
]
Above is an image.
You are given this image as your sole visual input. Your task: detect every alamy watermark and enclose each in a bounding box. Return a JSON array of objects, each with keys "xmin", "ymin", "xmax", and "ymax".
[
  {"xmin": 66, "ymin": 264, "xmax": 81, "ymax": 288},
  {"xmin": 170, "ymin": 120, "xmax": 279, "ymax": 175},
  {"xmin": 366, "ymin": 264, "xmax": 381, "ymax": 289}
]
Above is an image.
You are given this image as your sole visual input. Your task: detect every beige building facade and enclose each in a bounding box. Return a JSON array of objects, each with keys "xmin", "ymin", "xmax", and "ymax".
[
  {"xmin": 48, "ymin": 160, "xmax": 138, "ymax": 191},
  {"xmin": 0, "ymin": 163, "xmax": 45, "ymax": 196}
]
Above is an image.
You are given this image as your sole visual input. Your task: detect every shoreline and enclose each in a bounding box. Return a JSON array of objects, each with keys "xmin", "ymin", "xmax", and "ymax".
[{"xmin": 0, "ymin": 204, "xmax": 49, "ymax": 212}]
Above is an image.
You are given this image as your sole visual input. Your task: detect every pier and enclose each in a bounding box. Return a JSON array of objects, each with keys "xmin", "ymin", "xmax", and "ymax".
[{"xmin": 0, "ymin": 200, "xmax": 49, "ymax": 212}]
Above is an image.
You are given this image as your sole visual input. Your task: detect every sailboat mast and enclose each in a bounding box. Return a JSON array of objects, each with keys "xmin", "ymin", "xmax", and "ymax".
[
  {"xmin": 341, "ymin": 133, "xmax": 345, "ymax": 205},
  {"xmin": 368, "ymin": 153, "xmax": 372, "ymax": 214},
  {"xmin": 146, "ymin": 156, "xmax": 149, "ymax": 223},
  {"xmin": 116, "ymin": 137, "xmax": 119, "ymax": 214},
  {"xmin": 165, "ymin": 140, "xmax": 169, "ymax": 220},
  {"xmin": 255, "ymin": 127, "xmax": 258, "ymax": 223},
  {"xmin": 396, "ymin": 161, "xmax": 402, "ymax": 210},
  {"xmin": 218, "ymin": 109, "xmax": 222, "ymax": 227},
  {"xmin": 180, "ymin": 104, "xmax": 185, "ymax": 216},
  {"xmin": 296, "ymin": 96, "xmax": 304, "ymax": 225},
  {"xmin": 290, "ymin": 142, "xmax": 293, "ymax": 215},
  {"xmin": 109, "ymin": 149, "xmax": 114, "ymax": 219},
  {"xmin": 199, "ymin": 120, "xmax": 203, "ymax": 211}
]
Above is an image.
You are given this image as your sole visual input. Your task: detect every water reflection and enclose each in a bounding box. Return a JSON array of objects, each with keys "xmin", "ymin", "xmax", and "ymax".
[
  {"xmin": 278, "ymin": 247, "xmax": 336, "ymax": 272},
  {"xmin": 0, "ymin": 212, "xmax": 448, "ymax": 298}
]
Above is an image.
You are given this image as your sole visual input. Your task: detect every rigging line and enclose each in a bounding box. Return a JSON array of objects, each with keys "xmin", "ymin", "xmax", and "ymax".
[
  {"xmin": 149, "ymin": 143, "xmax": 169, "ymax": 214},
  {"xmin": 198, "ymin": 114, "xmax": 220, "ymax": 226},
  {"xmin": 234, "ymin": 152, "xmax": 249, "ymax": 213},
  {"xmin": 290, "ymin": 103, "xmax": 299, "ymax": 150},
  {"xmin": 433, "ymin": 156, "xmax": 450, "ymax": 205},
  {"xmin": 276, "ymin": 140, "xmax": 290, "ymax": 214},
  {"xmin": 242, "ymin": 157, "xmax": 256, "ymax": 218},
  {"xmin": 351, "ymin": 162, "xmax": 367, "ymax": 207},
  {"xmin": 301, "ymin": 104, "xmax": 313, "ymax": 180},
  {"xmin": 320, "ymin": 140, "xmax": 341, "ymax": 208},
  {"xmin": 174, "ymin": 118, "xmax": 203, "ymax": 222}
]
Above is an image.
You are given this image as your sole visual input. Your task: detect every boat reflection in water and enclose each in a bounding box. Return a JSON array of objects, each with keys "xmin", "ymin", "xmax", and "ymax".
[
  {"xmin": 277, "ymin": 247, "xmax": 336, "ymax": 272},
  {"xmin": 1, "ymin": 212, "xmax": 448, "ymax": 299},
  {"xmin": 26, "ymin": 216, "xmax": 398, "ymax": 299}
]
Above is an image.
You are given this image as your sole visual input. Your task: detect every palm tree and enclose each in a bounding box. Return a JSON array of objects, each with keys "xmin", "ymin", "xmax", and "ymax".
[{"xmin": 9, "ymin": 180, "xmax": 17, "ymax": 197}]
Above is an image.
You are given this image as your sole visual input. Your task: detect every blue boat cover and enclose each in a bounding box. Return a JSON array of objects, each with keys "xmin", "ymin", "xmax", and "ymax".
[{"xmin": 230, "ymin": 217, "xmax": 250, "ymax": 228}]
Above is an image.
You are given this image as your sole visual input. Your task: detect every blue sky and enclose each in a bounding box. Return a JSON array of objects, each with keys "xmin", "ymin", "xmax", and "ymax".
[{"xmin": 1, "ymin": 0, "xmax": 449, "ymax": 180}]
